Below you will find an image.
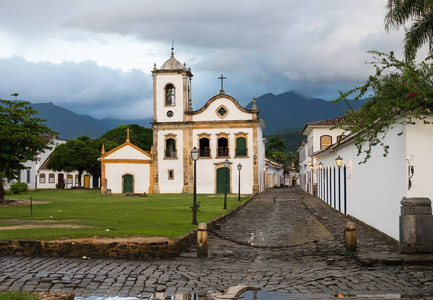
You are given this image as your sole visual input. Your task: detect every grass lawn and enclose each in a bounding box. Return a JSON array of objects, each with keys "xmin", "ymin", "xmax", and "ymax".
[{"xmin": 1, "ymin": 189, "xmax": 249, "ymax": 241}]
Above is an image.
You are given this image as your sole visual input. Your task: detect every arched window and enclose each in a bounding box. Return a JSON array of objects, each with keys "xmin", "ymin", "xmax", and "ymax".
[
  {"xmin": 49, "ymin": 173, "xmax": 55, "ymax": 183},
  {"xmin": 320, "ymin": 135, "xmax": 332, "ymax": 150},
  {"xmin": 235, "ymin": 133, "xmax": 248, "ymax": 157},
  {"xmin": 165, "ymin": 84, "xmax": 175, "ymax": 106},
  {"xmin": 39, "ymin": 173, "xmax": 46, "ymax": 183},
  {"xmin": 165, "ymin": 137, "xmax": 177, "ymax": 158},
  {"xmin": 199, "ymin": 137, "xmax": 210, "ymax": 157},
  {"xmin": 337, "ymin": 134, "xmax": 347, "ymax": 142},
  {"xmin": 217, "ymin": 137, "xmax": 229, "ymax": 157}
]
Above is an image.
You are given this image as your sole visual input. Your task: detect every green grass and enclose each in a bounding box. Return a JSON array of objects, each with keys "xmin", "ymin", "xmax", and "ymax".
[
  {"xmin": 1, "ymin": 189, "xmax": 249, "ymax": 241},
  {"xmin": 0, "ymin": 291, "xmax": 38, "ymax": 300}
]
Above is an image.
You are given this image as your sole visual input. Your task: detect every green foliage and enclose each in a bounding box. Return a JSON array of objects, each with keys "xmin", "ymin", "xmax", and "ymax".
[
  {"xmin": 9, "ymin": 182, "xmax": 28, "ymax": 194},
  {"xmin": 101, "ymin": 124, "xmax": 153, "ymax": 151},
  {"xmin": 265, "ymin": 133, "xmax": 300, "ymax": 171},
  {"xmin": 1, "ymin": 189, "xmax": 249, "ymax": 240},
  {"xmin": 385, "ymin": 0, "xmax": 433, "ymax": 58},
  {"xmin": 334, "ymin": 49, "xmax": 433, "ymax": 163},
  {"xmin": 0, "ymin": 99, "xmax": 56, "ymax": 202},
  {"xmin": 0, "ymin": 291, "xmax": 38, "ymax": 300}
]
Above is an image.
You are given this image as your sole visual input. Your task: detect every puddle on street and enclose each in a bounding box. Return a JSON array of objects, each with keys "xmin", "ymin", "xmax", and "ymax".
[{"xmin": 74, "ymin": 287, "xmax": 412, "ymax": 299}]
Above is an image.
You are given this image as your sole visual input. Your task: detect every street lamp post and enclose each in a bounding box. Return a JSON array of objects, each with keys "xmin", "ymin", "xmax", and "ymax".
[
  {"xmin": 223, "ymin": 159, "xmax": 231, "ymax": 209},
  {"xmin": 336, "ymin": 155, "xmax": 343, "ymax": 212},
  {"xmin": 237, "ymin": 163, "xmax": 242, "ymax": 202},
  {"xmin": 191, "ymin": 147, "xmax": 199, "ymax": 225}
]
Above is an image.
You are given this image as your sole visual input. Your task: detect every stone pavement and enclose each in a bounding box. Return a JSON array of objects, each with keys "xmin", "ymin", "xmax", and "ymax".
[{"xmin": 1, "ymin": 187, "xmax": 433, "ymax": 299}]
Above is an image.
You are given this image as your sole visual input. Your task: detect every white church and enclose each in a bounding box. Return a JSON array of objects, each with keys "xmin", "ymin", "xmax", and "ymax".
[{"xmin": 100, "ymin": 50, "xmax": 267, "ymax": 195}]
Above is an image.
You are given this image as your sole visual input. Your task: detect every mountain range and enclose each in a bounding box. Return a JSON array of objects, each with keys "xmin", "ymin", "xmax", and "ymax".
[{"xmin": 29, "ymin": 91, "xmax": 366, "ymax": 139}]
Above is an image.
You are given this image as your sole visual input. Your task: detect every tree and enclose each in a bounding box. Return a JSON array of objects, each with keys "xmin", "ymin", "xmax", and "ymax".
[
  {"xmin": 385, "ymin": 0, "xmax": 433, "ymax": 58},
  {"xmin": 100, "ymin": 124, "xmax": 153, "ymax": 151},
  {"xmin": 334, "ymin": 49, "xmax": 433, "ymax": 163},
  {"xmin": 47, "ymin": 136, "xmax": 101, "ymax": 188},
  {"xmin": 266, "ymin": 135, "xmax": 288, "ymax": 165},
  {"xmin": 0, "ymin": 99, "xmax": 56, "ymax": 202}
]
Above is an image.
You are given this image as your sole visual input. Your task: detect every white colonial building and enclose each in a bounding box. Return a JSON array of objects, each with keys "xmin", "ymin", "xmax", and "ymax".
[
  {"xmin": 101, "ymin": 50, "xmax": 267, "ymax": 195},
  {"xmin": 4, "ymin": 136, "xmax": 96, "ymax": 190},
  {"xmin": 298, "ymin": 115, "xmax": 433, "ymax": 241}
]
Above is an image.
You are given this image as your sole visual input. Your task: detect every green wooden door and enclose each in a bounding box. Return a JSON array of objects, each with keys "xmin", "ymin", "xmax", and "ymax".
[
  {"xmin": 216, "ymin": 167, "xmax": 230, "ymax": 194},
  {"xmin": 123, "ymin": 174, "xmax": 133, "ymax": 193}
]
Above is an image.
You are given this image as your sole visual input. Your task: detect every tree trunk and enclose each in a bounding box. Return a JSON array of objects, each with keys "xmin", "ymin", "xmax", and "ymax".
[
  {"xmin": 0, "ymin": 177, "xmax": 5, "ymax": 203},
  {"xmin": 78, "ymin": 171, "xmax": 82, "ymax": 189}
]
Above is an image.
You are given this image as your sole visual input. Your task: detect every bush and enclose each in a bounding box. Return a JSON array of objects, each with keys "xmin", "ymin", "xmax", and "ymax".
[{"xmin": 9, "ymin": 182, "xmax": 28, "ymax": 195}]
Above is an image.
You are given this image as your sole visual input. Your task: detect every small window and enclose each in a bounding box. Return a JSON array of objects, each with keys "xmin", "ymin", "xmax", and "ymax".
[
  {"xmin": 39, "ymin": 174, "xmax": 46, "ymax": 184},
  {"xmin": 337, "ymin": 135, "xmax": 346, "ymax": 142},
  {"xmin": 199, "ymin": 137, "xmax": 210, "ymax": 157},
  {"xmin": 67, "ymin": 175, "xmax": 73, "ymax": 184},
  {"xmin": 320, "ymin": 135, "xmax": 332, "ymax": 150},
  {"xmin": 217, "ymin": 137, "xmax": 229, "ymax": 157},
  {"xmin": 49, "ymin": 173, "xmax": 55, "ymax": 183},
  {"xmin": 216, "ymin": 105, "xmax": 228, "ymax": 118},
  {"xmin": 168, "ymin": 170, "xmax": 174, "ymax": 180},
  {"xmin": 165, "ymin": 138, "xmax": 177, "ymax": 158},
  {"xmin": 236, "ymin": 137, "xmax": 247, "ymax": 157},
  {"xmin": 27, "ymin": 170, "xmax": 31, "ymax": 183},
  {"xmin": 75, "ymin": 175, "xmax": 79, "ymax": 186},
  {"xmin": 165, "ymin": 84, "xmax": 175, "ymax": 106}
]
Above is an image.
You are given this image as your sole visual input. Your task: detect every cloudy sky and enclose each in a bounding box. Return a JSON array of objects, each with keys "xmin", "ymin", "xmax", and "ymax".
[{"xmin": 0, "ymin": 0, "xmax": 423, "ymax": 121}]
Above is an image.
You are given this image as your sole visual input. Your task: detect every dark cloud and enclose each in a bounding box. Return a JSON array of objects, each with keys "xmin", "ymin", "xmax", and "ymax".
[{"xmin": 0, "ymin": 56, "xmax": 152, "ymax": 119}]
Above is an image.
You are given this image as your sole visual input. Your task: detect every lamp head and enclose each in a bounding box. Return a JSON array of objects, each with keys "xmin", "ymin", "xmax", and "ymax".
[
  {"xmin": 335, "ymin": 155, "xmax": 343, "ymax": 168},
  {"xmin": 318, "ymin": 162, "xmax": 323, "ymax": 170},
  {"xmin": 237, "ymin": 163, "xmax": 242, "ymax": 171},
  {"xmin": 224, "ymin": 159, "xmax": 231, "ymax": 168},
  {"xmin": 191, "ymin": 147, "xmax": 199, "ymax": 161}
]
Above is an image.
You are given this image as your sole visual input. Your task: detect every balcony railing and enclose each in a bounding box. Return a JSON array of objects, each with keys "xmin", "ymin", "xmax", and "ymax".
[
  {"xmin": 165, "ymin": 151, "xmax": 177, "ymax": 158},
  {"xmin": 200, "ymin": 147, "xmax": 210, "ymax": 157},
  {"xmin": 217, "ymin": 147, "xmax": 229, "ymax": 157}
]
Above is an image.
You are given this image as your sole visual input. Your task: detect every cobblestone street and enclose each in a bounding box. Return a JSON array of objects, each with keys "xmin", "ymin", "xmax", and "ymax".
[{"xmin": 1, "ymin": 187, "xmax": 433, "ymax": 299}]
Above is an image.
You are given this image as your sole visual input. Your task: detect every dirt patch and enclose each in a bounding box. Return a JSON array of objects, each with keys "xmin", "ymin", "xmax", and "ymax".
[
  {"xmin": 2, "ymin": 199, "xmax": 50, "ymax": 206},
  {"xmin": 48, "ymin": 236, "xmax": 172, "ymax": 244},
  {"xmin": 0, "ymin": 224, "xmax": 94, "ymax": 230}
]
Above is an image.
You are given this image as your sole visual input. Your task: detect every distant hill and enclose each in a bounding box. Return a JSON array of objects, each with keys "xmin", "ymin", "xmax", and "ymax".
[
  {"xmin": 26, "ymin": 91, "xmax": 365, "ymax": 140},
  {"xmin": 246, "ymin": 91, "xmax": 366, "ymax": 134},
  {"xmin": 31, "ymin": 102, "xmax": 151, "ymax": 139}
]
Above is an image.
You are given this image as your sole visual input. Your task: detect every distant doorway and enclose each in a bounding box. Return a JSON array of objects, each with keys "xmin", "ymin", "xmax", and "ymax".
[
  {"xmin": 123, "ymin": 174, "xmax": 133, "ymax": 194},
  {"xmin": 216, "ymin": 167, "xmax": 230, "ymax": 194},
  {"xmin": 84, "ymin": 175, "xmax": 90, "ymax": 189},
  {"xmin": 58, "ymin": 174, "xmax": 64, "ymax": 189}
]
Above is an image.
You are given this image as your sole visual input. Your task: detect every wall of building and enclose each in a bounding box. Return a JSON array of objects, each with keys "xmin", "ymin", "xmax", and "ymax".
[
  {"xmin": 157, "ymin": 129, "xmax": 185, "ymax": 193},
  {"xmin": 105, "ymin": 163, "xmax": 150, "ymax": 194},
  {"xmin": 315, "ymin": 123, "xmax": 408, "ymax": 240}
]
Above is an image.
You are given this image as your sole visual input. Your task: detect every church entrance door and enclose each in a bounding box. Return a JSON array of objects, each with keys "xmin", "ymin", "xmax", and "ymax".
[
  {"xmin": 123, "ymin": 174, "xmax": 133, "ymax": 193},
  {"xmin": 216, "ymin": 167, "xmax": 230, "ymax": 194}
]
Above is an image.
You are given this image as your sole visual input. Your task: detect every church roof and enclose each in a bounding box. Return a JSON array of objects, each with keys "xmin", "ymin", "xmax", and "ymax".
[{"xmin": 160, "ymin": 52, "xmax": 184, "ymax": 70}]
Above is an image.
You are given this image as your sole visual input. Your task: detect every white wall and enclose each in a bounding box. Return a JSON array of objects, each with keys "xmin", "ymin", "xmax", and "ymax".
[
  {"xmin": 192, "ymin": 127, "xmax": 255, "ymax": 194},
  {"xmin": 105, "ymin": 163, "xmax": 150, "ymax": 194},
  {"xmin": 157, "ymin": 129, "xmax": 185, "ymax": 193},
  {"xmin": 316, "ymin": 123, "xmax": 408, "ymax": 240},
  {"xmin": 406, "ymin": 116, "xmax": 433, "ymax": 200}
]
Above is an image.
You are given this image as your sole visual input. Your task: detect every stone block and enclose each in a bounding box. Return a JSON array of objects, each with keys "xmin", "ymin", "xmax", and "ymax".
[
  {"xmin": 401, "ymin": 205, "xmax": 432, "ymax": 215},
  {"xmin": 400, "ymin": 215, "xmax": 416, "ymax": 245}
]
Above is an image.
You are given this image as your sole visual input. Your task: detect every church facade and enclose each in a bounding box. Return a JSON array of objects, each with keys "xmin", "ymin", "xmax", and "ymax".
[{"xmin": 101, "ymin": 51, "xmax": 267, "ymax": 195}]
